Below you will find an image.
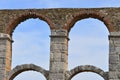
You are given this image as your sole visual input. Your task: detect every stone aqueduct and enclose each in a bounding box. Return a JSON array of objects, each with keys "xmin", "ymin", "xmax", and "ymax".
[{"xmin": 0, "ymin": 8, "xmax": 120, "ymax": 80}]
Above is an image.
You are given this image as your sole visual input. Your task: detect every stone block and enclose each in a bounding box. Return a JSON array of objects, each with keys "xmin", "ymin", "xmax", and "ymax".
[
  {"xmin": 109, "ymin": 54, "xmax": 119, "ymax": 64},
  {"xmin": 1, "ymin": 8, "xmax": 120, "ymax": 80},
  {"xmin": 109, "ymin": 72, "xmax": 120, "ymax": 79}
]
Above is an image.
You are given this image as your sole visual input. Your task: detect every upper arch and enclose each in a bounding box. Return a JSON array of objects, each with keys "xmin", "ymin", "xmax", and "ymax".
[
  {"xmin": 64, "ymin": 11, "xmax": 114, "ymax": 32},
  {"xmin": 5, "ymin": 11, "xmax": 54, "ymax": 35},
  {"xmin": 66, "ymin": 65, "xmax": 108, "ymax": 80},
  {"xmin": 7, "ymin": 64, "xmax": 49, "ymax": 80}
]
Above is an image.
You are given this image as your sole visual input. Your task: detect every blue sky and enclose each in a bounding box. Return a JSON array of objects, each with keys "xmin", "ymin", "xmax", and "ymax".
[
  {"xmin": 0, "ymin": 0, "xmax": 119, "ymax": 80},
  {"xmin": 0, "ymin": 0, "xmax": 120, "ymax": 9}
]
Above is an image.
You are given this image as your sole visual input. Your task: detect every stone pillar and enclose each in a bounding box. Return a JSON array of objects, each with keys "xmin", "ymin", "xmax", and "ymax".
[
  {"xmin": 49, "ymin": 29, "xmax": 68, "ymax": 80},
  {"xmin": 109, "ymin": 32, "xmax": 120, "ymax": 80},
  {"xmin": 0, "ymin": 33, "xmax": 12, "ymax": 80}
]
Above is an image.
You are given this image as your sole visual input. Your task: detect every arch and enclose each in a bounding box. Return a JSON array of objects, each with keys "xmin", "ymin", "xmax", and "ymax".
[
  {"xmin": 66, "ymin": 65, "xmax": 108, "ymax": 80},
  {"xmin": 5, "ymin": 11, "xmax": 54, "ymax": 35},
  {"xmin": 64, "ymin": 11, "xmax": 114, "ymax": 32},
  {"xmin": 12, "ymin": 18, "xmax": 50, "ymax": 69},
  {"xmin": 7, "ymin": 64, "xmax": 49, "ymax": 80},
  {"xmin": 68, "ymin": 18, "xmax": 109, "ymax": 70}
]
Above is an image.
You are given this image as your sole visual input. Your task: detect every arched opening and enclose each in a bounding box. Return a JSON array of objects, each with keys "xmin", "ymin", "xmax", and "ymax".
[
  {"xmin": 68, "ymin": 18, "xmax": 109, "ymax": 71},
  {"xmin": 13, "ymin": 71, "xmax": 46, "ymax": 80},
  {"xmin": 66, "ymin": 11, "xmax": 114, "ymax": 32},
  {"xmin": 5, "ymin": 12, "xmax": 54, "ymax": 35},
  {"xmin": 10, "ymin": 16, "xmax": 50, "ymax": 80},
  {"xmin": 12, "ymin": 18, "xmax": 50, "ymax": 69},
  {"xmin": 71, "ymin": 72, "xmax": 104, "ymax": 80},
  {"xmin": 8, "ymin": 64, "xmax": 48, "ymax": 80},
  {"xmin": 66, "ymin": 65, "xmax": 107, "ymax": 80}
]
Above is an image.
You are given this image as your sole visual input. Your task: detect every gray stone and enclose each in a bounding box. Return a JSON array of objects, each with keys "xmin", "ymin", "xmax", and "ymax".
[{"xmin": 0, "ymin": 8, "xmax": 120, "ymax": 80}]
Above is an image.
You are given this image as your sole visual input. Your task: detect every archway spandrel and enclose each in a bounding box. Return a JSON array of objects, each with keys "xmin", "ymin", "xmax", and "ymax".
[
  {"xmin": 5, "ymin": 11, "xmax": 54, "ymax": 35},
  {"xmin": 1, "ymin": 8, "xmax": 119, "ymax": 34},
  {"xmin": 63, "ymin": 9, "xmax": 115, "ymax": 32}
]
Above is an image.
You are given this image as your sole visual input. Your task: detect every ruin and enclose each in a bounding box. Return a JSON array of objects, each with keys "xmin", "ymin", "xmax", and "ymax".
[{"xmin": 0, "ymin": 8, "xmax": 120, "ymax": 80}]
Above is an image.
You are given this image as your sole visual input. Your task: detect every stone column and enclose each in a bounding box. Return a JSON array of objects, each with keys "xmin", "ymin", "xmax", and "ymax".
[
  {"xmin": 0, "ymin": 33, "xmax": 12, "ymax": 80},
  {"xmin": 49, "ymin": 29, "xmax": 68, "ymax": 80},
  {"xmin": 109, "ymin": 32, "xmax": 120, "ymax": 80}
]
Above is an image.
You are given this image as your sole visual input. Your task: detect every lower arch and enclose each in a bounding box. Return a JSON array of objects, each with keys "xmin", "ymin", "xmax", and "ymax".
[
  {"xmin": 7, "ymin": 64, "xmax": 48, "ymax": 80},
  {"xmin": 66, "ymin": 65, "xmax": 108, "ymax": 80}
]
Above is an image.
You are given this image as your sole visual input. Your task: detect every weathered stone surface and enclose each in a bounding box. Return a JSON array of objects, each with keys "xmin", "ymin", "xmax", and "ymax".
[
  {"xmin": 65, "ymin": 65, "xmax": 108, "ymax": 80},
  {"xmin": 0, "ymin": 8, "xmax": 120, "ymax": 80}
]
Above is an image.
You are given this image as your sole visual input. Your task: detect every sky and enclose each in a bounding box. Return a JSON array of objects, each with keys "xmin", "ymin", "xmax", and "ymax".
[{"xmin": 0, "ymin": 0, "xmax": 120, "ymax": 80}]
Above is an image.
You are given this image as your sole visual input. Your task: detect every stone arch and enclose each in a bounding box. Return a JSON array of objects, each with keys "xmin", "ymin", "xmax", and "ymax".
[
  {"xmin": 66, "ymin": 65, "xmax": 108, "ymax": 80},
  {"xmin": 64, "ymin": 10, "xmax": 114, "ymax": 32},
  {"xmin": 7, "ymin": 64, "xmax": 49, "ymax": 80},
  {"xmin": 5, "ymin": 11, "xmax": 54, "ymax": 35}
]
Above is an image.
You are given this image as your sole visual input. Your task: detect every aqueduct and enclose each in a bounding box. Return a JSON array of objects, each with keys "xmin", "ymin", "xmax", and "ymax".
[{"xmin": 0, "ymin": 8, "xmax": 120, "ymax": 80}]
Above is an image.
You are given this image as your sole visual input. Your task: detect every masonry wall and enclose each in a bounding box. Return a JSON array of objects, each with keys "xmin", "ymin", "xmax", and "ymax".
[
  {"xmin": 0, "ymin": 8, "xmax": 120, "ymax": 80},
  {"xmin": 0, "ymin": 33, "xmax": 12, "ymax": 80}
]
